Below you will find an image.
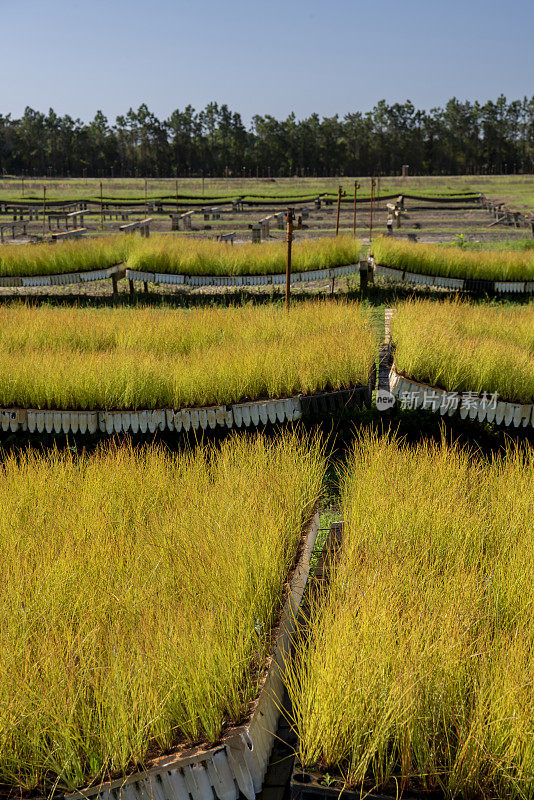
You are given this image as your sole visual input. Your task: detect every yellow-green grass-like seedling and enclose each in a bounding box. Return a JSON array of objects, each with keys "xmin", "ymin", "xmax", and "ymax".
[
  {"xmin": 0, "ymin": 235, "xmax": 360, "ymax": 279},
  {"xmin": 0, "ymin": 300, "xmax": 375, "ymax": 410},
  {"xmin": 392, "ymin": 298, "xmax": 534, "ymax": 403},
  {"xmin": 126, "ymin": 235, "xmax": 362, "ymax": 276},
  {"xmin": 0, "ymin": 235, "xmax": 130, "ymax": 277},
  {"xmin": 287, "ymin": 431, "xmax": 534, "ymax": 799},
  {"xmin": 0, "ymin": 432, "xmax": 325, "ymax": 793},
  {"xmin": 373, "ymin": 236, "xmax": 534, "ymax": 281}
]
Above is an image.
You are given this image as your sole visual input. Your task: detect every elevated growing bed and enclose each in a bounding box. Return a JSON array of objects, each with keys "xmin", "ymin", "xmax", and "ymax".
[
  {"xmin": 372, "ymin": 237, "xmax": 534, "ymax": 295},
  {"xmin": 287, "ymin": 433, "xmax": 534, "ymax": 800},
  {"xmin": 66, "ymin": 510, "xmax": 322, "ymax": 800},
  {"xmin": 0, "ymin": 302, "xmax": 375, "ymax": 435},
  {"xmin": 383, "ymin": 304, "xmax": 534, "ymax": 429},
  {"xmin": 374, "ymin": 264, "xmax": 534, "ymax": 295},
  {"xmin": 1, "ymin": 435, "xmax": 325, "ymax": 800},
  {"xmin": 0, "ymin": 236, "xmax": 361, "ymax": 292},
  {"xmin": 0, "ymin": 264, "xmax": 123, "ymax": 288}
]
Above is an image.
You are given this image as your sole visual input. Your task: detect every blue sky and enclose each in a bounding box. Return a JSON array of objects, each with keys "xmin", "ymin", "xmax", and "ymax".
[{"xmin": 3, "ymin": 0, "xmax": 533, "ymax": 125}]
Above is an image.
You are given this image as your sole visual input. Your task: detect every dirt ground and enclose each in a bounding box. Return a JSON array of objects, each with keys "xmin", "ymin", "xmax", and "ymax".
[
  {"xmin": 0, "ymin": 196, "xmax": 530, "ymax": 247},
  {"xmin": 0, "ymin": 189, "xmax": 531, "ymax": 301}
]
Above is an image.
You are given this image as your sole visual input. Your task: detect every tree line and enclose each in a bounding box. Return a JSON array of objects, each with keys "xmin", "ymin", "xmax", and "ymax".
[{"xmin": 1, "ymin": 96, "xmax": 533, "ymax": 179}]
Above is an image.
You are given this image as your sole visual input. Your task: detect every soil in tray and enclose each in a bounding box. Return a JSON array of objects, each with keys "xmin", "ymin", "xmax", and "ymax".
[{"xmin": 292, "ymin": 765, "xmax": 445, "ymax": 800}]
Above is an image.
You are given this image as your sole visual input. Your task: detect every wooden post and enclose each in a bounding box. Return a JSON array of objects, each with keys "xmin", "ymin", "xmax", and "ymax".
[
  {"xmin": 369, "ymin": 178, "xmax": 376, "ymax": 246},
  {"xmin": 129, "ymin": 279, "xmax": 135, "ymax": 295},
  {"xmin": 100, "ymin": 181, "xmax": 104, "ymax": 229},
  {"xmin": 111, "ymin": 273, "xmax": 119, "ymax": 295},
  {"xmin": 353, "ymin": 181, "xmax": 359, "ymax": 237},
  {"xmin": 175, "ymin": 179, "xmax": 179, "ymax": 211},
  {"xmin": 42, "ymin": 186, "xmax": 46, "ymax": 237},
  {"xmin": 335, "ymin": 185, "xmax": 342, "ymax": 236},
  {"xmin": 359, "ymin": 258, "xmax": 368, "ymax": 294},
  {"xmin": 145, "ymin": 179, "xmax": 148, "ymax": 216},
  {"xmin": 21, "ymin": 175, "xmax": 24, "ymax": 198},
  {"xmin": 286, "ymin": 208, "xmax": 294, "ymax": 311}
]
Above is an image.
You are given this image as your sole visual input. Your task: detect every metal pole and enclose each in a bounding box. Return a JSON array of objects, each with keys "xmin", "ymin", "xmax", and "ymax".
[
  {"xmin": 335, "ymin": 185, "xmax": 342, "ymax": 236},
  {"xmin": 353, "ymin": 181, "xmax": 359, "ymax": 237},
  {"xmin": 100, "ymin": 181, "xmax": 104, "ymax": 229},
  {"xmin": 369, "ymin": 178, "xmax": 375, "ymax": 247},
  {"xmin": 42, "ymin": 186, "xmax": 46, "ymax": 237},
  {"xmin": 286, "ymin": 208, "xmax": 293, "ymax": 311}
]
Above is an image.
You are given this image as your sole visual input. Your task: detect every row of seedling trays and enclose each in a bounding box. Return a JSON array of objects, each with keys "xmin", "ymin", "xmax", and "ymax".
[
  {"xmin": 374, "ymin": 264, "xmax": 534, "ymax": 294},
  {"xmin": 289, "ymin": 430, "xmax": 533, "ymax": 800},
  {"xmin": 0, "ymin": 263, "xmax": 359, "ymax": 290},
  {"xmin": 381, "ymin": 304, "xmax": 533, "ymax": 429},
  {"xmin": 6, "ymin": 409, "xmax": 532, "ymax": 800},
  {"xmin": 1, "ymin": 433, "xmax": 326, "ymax": 800},
  {"xmin": 0, "ymin": 384, "xmax": 372, "ymax": 435}
]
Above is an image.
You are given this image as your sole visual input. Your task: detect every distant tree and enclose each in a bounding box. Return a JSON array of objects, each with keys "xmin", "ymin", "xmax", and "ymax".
[{"xmin": 0, "ymin": 97, "xmax": 531, "ymax": 177}]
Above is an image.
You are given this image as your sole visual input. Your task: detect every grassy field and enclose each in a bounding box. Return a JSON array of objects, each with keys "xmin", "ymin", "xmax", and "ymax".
[
  {"xmin": 0, "ymin": 432, "xmax": 324, "ymax": 792},
  {"xmin": 1, "ymin": 175, "xmax": 532, "ymax": 208},
  {"xmin": 392, "ymin": 299, "xmax": 534, "ymax": 403},
  {"xmin": 288, "ymin": 431, "xmax": 534, "ymax": 799},
  {"xmin": 126, "ymin": 235, "xmax": 361, "ymax": 276},
  {"xmin": 372, "ymin": 237, "xmax": 534, "ymax": 281},
  {"xmin": 0, "ymin": 301, "xmax": 374, "ymax": 409}
]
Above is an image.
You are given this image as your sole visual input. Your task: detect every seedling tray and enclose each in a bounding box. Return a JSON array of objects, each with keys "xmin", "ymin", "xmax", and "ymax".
[
  {"xmin": 0, "ymin": 382, "xmax": 372, "ymax": 436},
  {"xmin": 374, "ymin": 264, "xmax": 534, "ymax": 294},
  {"xmin": 62, "ymin": 511, "xmax": 321, "ymax": 800}
]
